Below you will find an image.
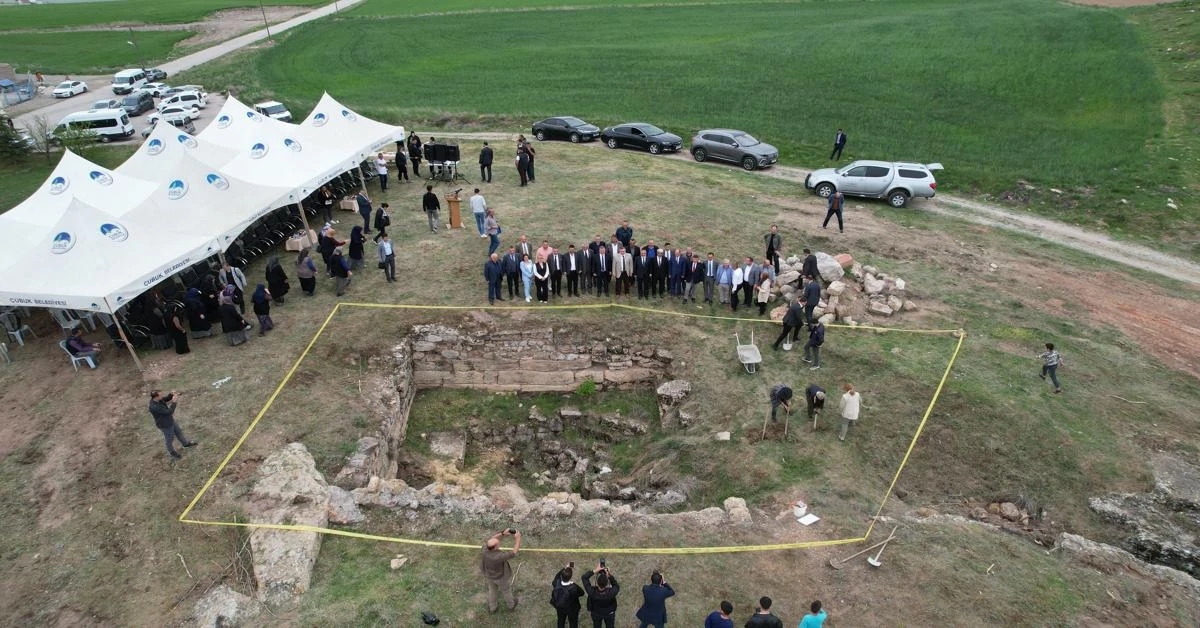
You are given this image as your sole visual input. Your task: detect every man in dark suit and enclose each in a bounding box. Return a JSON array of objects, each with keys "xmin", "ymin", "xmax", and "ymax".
[
  {"xmin": 702, "ymin": 252, "xmax": 718, "ymax": 304},
  {"xmin": 634, "ymin": 249, "xmax": 652, "ymax": 300},
  {"xmin": 479, "ymin": 141, "xmax": 494, "ymax": 183},
  {"xmin": 594, "ymin": 245, "xmax": 612, "ymax": 297},
  {"xmin": 588, "ymin": 235, "xmax": 603, "ymax": 256},
  {"xmin": 615, "ymin": 220, "xmax": 633, "ymax": 250},
  {"xmin": 634, "ymin": 572, "xmax": 675, "ymax": 628},
  {"xmin": 803, "ymin": 275, "xmax": 822, "ymax": 323},
  {"xmin": 801, "ymin": 248, "xmax": 821, "ymax": 283},
  {"xmin": 579, "ymin": 245, "xmax": 594, "ymax": 295},
  {"xmin": 516, "ymin": 234, "xmax": 532, "ymax": 260},
  {"xmin": 653, "ymin": 249, "xmax": 669, "ymax": 297},
  {"xmin": 830, "ymin": 128, "xmax": 847, "ymax": 160},
  {"xmin": 773, "ymin": 295, "xmax": 806, "ymax": 350},
  {"xmin": 564, "ymin": 244, "xmax": 581, "ymax": 297},
  {"xmin": 502, "ymin": 246, "xmax": 521, "ymax": 299},
  {"xmin": 682, "ymin": 255, "xmax": 702, "ymax": 304},
  {"xmin": 740, "ymin": 257, "xmax": 760, "ymax": 307},
  {"xmin": 548, "ymin": 247, "xmax": 564, "ymax": 298},
  {"xmin": 627, "ymin": 238, "xmax": 640, "ymax": 259},
  {"xmin": 484, "ymin": 253, "xmax": 504, "ymax": 305},
  {"xmin": 668, "ymin": 249, "xmax": 686, "ymax": 297}
]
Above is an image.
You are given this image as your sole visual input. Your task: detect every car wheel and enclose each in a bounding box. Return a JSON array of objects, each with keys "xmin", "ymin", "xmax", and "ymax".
[
  {"xmin": 100, "ymin": 134, "xmax": 111, "ymax": 143},
  {"xmin": 648, "ymin": 143, "xmax": 661, "ymax": 155},
  {"xmin": 606, "ymin": 138, "xmax": 618, "ymax": 149},
  {"xmin": 888, "ymin": 189, "xmax": 910, "ymax": 208},
  {"xmin": 741, "ymin": 156, "xmax": 757, "ymax": 171},
  {"xmin": 82, "ymin": 85, "xmax": 88, "ymax": 93},
  {"xmin": 814, "ymin": 182, "xmax": 835, "ymax": 198},
  {"xmin": 692, "ymin": 147, "xmax": 707, "ymax": 162},
  {"xmin": 535, "ymin": 130, "xmax": 546, "ymax": 141},
  {"xmin": 569, "ymin": 133, "xmax": 580, "ymax": 143}
]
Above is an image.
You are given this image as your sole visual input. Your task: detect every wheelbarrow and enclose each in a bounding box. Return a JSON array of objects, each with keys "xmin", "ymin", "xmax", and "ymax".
[{"xmin": 734, "ymin": 331, "xmax": 762, "ymax": 374}]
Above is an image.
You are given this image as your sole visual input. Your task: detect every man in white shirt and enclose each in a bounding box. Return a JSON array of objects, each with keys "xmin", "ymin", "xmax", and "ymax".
[
  {"xmin": 374, "ymin": 153, "xmax": 389, "ymax": 191},
  {"xmin": 730, "ymin": 264, "xmax": 744, "ymax": 311},
  {"xmin": 838, "ymin": 383, "xmax": 861, "ymax": 442},
  {"xmin": 470, "ymin": 188, "xmax": 488, "ymax": 237}
]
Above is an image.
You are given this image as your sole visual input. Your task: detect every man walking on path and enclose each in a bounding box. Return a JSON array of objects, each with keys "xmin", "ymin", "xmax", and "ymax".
[
  {"xmin": 470, "ymin": 188, "xmax": 488, "ymax": 236},
  {"xmin": 829, "ymin": 128, "xmax": 847, "ymax": 160},
  {"xmin": 479, "ymin": 142, "xmax": 494, "ymax": 183},
  {"xmin": 769, "ymin": 384, "xmax": 793, "ymax": 423},
  {"xmin": 148, "ymin": 390, "xmax": 197, "ymax": 459},
  {"xmin": 804, "ymin": 320, "xmax": 825, "ymax": 370},
  {"xmin": 422, "ymin": 185, "xmax": 441, "ymax": 233},
  {"xmin": 773, "ymin": 295, "xmax": 806, "ymax": 350},
  {"xmin": 838, "ymin": 383, "xmax": 861, "ymax": 442},
  {"xmin": 822, "ymin": 190, "xmax": 845, "ymax": 233},
  {"xmin": 1038, "ymin": 342, "xmax": 1065, "ymax": 393},
  {"xmin": 480, "ymin": 528, "xmax": 522, "ymax": 614}
]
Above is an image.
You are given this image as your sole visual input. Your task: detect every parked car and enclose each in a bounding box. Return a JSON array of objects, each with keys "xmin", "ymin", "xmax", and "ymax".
[
  {"xmin": 143, "ymin": 67, "xmax": 168, "ymax": 81},
  {"xmin": 111, "ymin": 68, "xmax": 147, "ymax": 95},
  {"xmin": 253, "ymin": 100, "xmax": 292, "ymax": 122},
  {"xmin": 120, "ymin": 91, "xmax": 156, "ymax": 116},
  {"xmin": 531, "ymin": 116, "xmax": 600, "ymax": 143},
  {"xmin": 91, "ymin": 98, "xmax": 121, "ymax": 111},
  {"xmin": 148, "ymin": 104, "xmax": 200, "ymax": 126},
  {"xmin": 52, "ymin": 80, "xmax": 88, "ymax": 98},
  {"xmin": 52, "ymin": 109, "xmax": 134, "ymax": 142},
  {"xmin": 162, "ymin": 85, "xmax": 207, "ymax": 99},
  {"xmin": 160, "ymin": 90, "xmax": 207, "ymax": 110},
  {"xmin": 804, "ymin": 160, "xmax": 943, "ymax": 208},
  {"xmin": 142, "ymin": 82, "xmax": 170, "ymax": 97},
  {"xmin": 141, "ymin": 116, "xmax": 195, "ymax": 139},
  {"xmin": 600, "ymin": 122, "xmax": 683, "ymax": 154},
  {"xmin": 690, "ymin": 128, "xmax": 779, "ymax": 171}
]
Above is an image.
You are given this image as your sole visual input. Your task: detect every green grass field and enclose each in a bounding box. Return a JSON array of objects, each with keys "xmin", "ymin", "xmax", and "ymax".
[
  {"xmin": 172, "ymin": 0, "xmax": 1199, "ymax": 253},
  {"xmin": 0, "ymin": 0, "xmax": 329, "ymax": 30},
  {"xmin": 0, "ymin": 29, "xmax": 193, "ymax": 74}
]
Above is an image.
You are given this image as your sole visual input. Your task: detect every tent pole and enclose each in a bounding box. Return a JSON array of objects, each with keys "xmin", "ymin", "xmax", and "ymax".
[
  {"xmin": 104, "ymin": 299, "xmax": 144, "ymax": 372},
  {"xmin": 217, "ymin": 249, "xmax": 227, "ymax": 266},
  {"xmin": 296, "ymin": 202, "xmax": 312, "ymax": 241}
]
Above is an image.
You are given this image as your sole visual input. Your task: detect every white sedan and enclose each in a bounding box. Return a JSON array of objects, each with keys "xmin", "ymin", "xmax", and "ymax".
[
  {"xmin": 147, "ymin": 104, "xmax": 200, "ymax": 125},
  {"xmin": 142, "ymin": 82, "xmax": 170, "ymax": 97},
  {"xmin": 52, "ymin": 80, "xmax": 88, "ymax": 98}
]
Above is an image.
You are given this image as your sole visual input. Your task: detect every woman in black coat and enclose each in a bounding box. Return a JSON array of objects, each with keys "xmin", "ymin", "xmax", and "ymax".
[
  {"xmin": 265, "ymin": 256, "xmax": 290, "ymax": 304},
  {"xmin": 348, "ymin": 226, "xmax": 365, "ymax": 270},
  {"xmin": 200, "ymin": 273, "xmax": 221, "ymax": 321},
  {"xmin": 185, "ymin": 288, "xmax": 212, "ymax": 338},
  {"xmin": 219, "ymin": 301, "xmax": 249, "ymax": 346}
]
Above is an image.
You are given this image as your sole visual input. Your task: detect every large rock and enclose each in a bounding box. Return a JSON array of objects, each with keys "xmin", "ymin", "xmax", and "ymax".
[
  {"xmin": 814, "ymin": 252, "xmax": 844, "ymax": 280},
  {"xmin": 867, "ymin": 301, "xmax": 893, "ymax": 317},
  {"xmin": 327, "ymin": 486, "xmax": 365, "ymax": 525},
  {"xmin": 863, "ymin": 275, "xmax": 885, "ymax": 295},
  {"xmin": 247, "ymin": 443, "xmax": 329, "ymax": 606},
  {"xmin": 333, "ymin": 437, "xmax": 380, "ymax": 489},
  {"xmin": 834, "ymin": 253, "xmax": 854, "ymax": 269},
  {"xmin": 428, "ymin": 431, "xmax": 467, "ymax": 469},
  {"xmin": 887, "ymin": 295, "xmax": 904, "ymax": 313},
  {"xmin": 656, "ymin": 379, "xmax": 691, "ymax": 429},
  {"xmin": 827, "ymin": 280, "xmax": 847, "ymax": 297},
  {"xmin": 776, "ymin": 270, "xmax": 801, "ymax": 286},
  {"xmin": 190, "ymin": 585, "xmax": 263, "ymax": 628}
]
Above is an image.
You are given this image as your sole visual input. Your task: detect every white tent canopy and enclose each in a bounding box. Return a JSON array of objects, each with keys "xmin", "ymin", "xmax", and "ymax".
[
  {"xmin": 200, "ymin": 95, "xmax": 358, "ymax": 197},
  {"xmin": 301, "ymin": 92, "xmax": 405, "ymax": 162},
  {"xmin": 0, "ymin": 198, "xmax": 219, "ymax": 313},
  {"xmin": 117, "ymin": 120, "xmax": 239, "ymax": 177},
  {"xmin": 5, "ymin": 150, "xmax": 156, "ymax": 231}
]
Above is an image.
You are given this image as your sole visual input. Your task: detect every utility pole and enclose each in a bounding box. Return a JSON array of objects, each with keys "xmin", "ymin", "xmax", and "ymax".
[
  {"xmin": 258, "ymin": 0, "xmax": 273, "ymax": 42},
  {"xmin": 126, "ymin": 27, "xmax": 147, "ymax": 70}
]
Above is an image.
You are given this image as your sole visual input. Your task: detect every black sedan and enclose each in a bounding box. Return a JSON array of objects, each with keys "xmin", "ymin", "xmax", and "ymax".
[
  {"xmin": 600, "ymin": 123, "xmax": 684, "ymax": 154},
  {"xmin": 531, "ymin": 116, "xmax": 600, "ymax": 143}
]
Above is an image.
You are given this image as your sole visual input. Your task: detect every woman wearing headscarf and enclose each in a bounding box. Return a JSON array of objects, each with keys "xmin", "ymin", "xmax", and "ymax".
[
  {"xmin": 756, "ymin": 270, "xmax": 772, "ymax": 316},
  {"xmin": 200, "ymin": 273, "xmax": 221, "ymax": 321},
  {"xmin": 251, "ymin": 284, "xmax": 274, "ymax": 336},
  {"xmin": 265, "ymin": 256, "xmax": 290, "ymax": 304},
  {"xmin": 319, "ymin": 227, "xmax": 345, "ymax": 277},
  {"xmin": 348, "ymin": 226, "xmax": 365, "ymax": 270},
  {"xmin": 167, "ymin": 300, "xmax": 190, "ymax": 354},
  {"xmin": 184, "ymin": 288, "xmax": 212, "ymax": 338},
  {"xmin": 295, "ymin": 249, "xmax": 317, "ymax": 296},
  {"xmin": 219, "ymin": 286, "xmax": 250, "ymax": 346},
  {"xmin": 519, "ymin": 253, "xmax": 535, "ymax": 303}
]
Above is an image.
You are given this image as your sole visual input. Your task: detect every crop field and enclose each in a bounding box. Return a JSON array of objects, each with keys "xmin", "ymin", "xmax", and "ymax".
[
  {"xmin": 172, "ymin": 0, "xmax": 1200, "ymax": 253},
  {"xmin": 0, "ymin": 29, "xmax": 194, "ymax": 74},
  {"xmin": 0, "ymin": 0, "xmax": 329, "ymax": 30}
]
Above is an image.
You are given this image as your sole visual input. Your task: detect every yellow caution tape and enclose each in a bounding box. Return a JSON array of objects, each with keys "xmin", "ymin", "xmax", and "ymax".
[{"xmin": 178, "ymin": 301, "xmax": 965, "ymax": 554}]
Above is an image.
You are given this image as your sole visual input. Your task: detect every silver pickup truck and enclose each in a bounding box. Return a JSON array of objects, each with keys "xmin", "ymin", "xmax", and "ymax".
[{"xmin": 805, "ymin": 160, "xmax": 943, "ymax": 208}]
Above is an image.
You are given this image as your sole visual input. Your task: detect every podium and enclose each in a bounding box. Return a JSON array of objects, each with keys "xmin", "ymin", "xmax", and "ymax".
[{"xmin": 446, "ymin": 193, "xmax": 463, "ymax": 229}]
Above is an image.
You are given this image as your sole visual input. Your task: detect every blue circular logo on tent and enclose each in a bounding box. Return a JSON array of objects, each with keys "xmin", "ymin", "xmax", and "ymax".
[
  {"xmin": 216, "ymin": 114, "xmax": 232, "ymax": 129},
  {"xmin": 48, "ymin": 176, "xmax": 70, "ymax": 195},
  {"xmin": 250, "ymin": 142, "xmax": 268, "ymax": 159},
  {"xmin": 51, "ymin": 231, "xmax": 75, "ymax": 254},
  {"xmin": 312, "ymin": 112, "xmax": 328, "ymax": 127},
  {"xmin": 89, "ymin": 170, "xmax": 113, "ymax": 186},
  {"xmin": 340, "ymin": 109, "xmax": 358, "ymax": 122},
  {"xmin": 177, "ymin": 134, "xmax": 198, "ymax": 148},
  {"xmin": 167, "ymin": 179, "xmax": 188, "ymax": 200},
  {"xmin": 246, "ymin": 111, "xmax": 263, "ymax": 123},
  {"xmin": 147, "ymin": 138, "xmax": 165, "ymax": 155},
  {"xmin": 283, "ymin": 138, "xmax": 302, "ymax": 152},
  {"xmin": 206, "ymin": 173, "xmax": 230, "ymax": 190},
  {"xmin": 99, "ymin": 222, "xmax": 129, "ymax": 242}
]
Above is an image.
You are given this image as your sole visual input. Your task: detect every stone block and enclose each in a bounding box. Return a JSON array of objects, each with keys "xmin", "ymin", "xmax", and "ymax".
[
  {"xmin": 450, "ymin": 370, "xmax": 498, "ymax": 386},
  {"xmin": 497, "ymin": 370, "xmax": 577, "ymax": 386},
  {"xmin": 603, "ymin": 368, "xmax": 655, "ymax": 384},
  {"xmin": 428, "ymin": 432, "xmax": 467, "ymax": 469},
  {"xmin": 411, "ymin": 370, "xmax": 446, "ymax": 387}
]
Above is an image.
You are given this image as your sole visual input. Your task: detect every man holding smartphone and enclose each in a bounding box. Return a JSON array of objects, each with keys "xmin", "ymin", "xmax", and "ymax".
[
  {"xmin": 480, "ymin": 528, "xmax": 522, "ymax": 613},
  {"xmin": 147, "ymin": 390, "xmax": 197, "ymax": 459},
  {"xmin": 582, "ymin": 562, "xmax": 620, "ymax": 628}
]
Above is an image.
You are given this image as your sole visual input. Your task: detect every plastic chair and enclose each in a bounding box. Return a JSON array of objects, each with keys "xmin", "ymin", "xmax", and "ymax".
[
  {"xmin": 59, "ymin": 339, "xmax": 96, "ymax": 371},
  {"xmin": 48, "ymin": 309, "xmax": 81, "ymax": 334},
  {"xmin": 1, "ymin": 311, "xmax": 37, "ymax": 347},
  {"xmin": 69, "ymin": 309, "xmax": 98, "ymax": 331},
  {"xmin": 0, "ymin": 342, "xmax": 10, "ymax": 365}
]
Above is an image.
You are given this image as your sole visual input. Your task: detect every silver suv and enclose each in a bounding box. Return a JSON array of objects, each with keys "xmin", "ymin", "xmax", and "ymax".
[
  {"xmin": 691, "ymin": 128, "xmax": 779, "ymax": 171},
  {"xmin": 805, "ymin": 160, "xmax": 942, "ymax": 208}
]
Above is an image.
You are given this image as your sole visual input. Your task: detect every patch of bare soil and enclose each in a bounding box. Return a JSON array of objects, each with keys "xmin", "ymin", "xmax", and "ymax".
[{"xmin": 5, "ymin": 6, "xmax": 311, "ymax": 49}]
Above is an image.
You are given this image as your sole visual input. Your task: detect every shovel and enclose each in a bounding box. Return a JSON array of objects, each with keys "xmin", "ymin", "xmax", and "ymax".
[
  {"xmin": 828, "ymin": 527, "xmax": 897, "ymax": 570},
  {"xmin": 867, "ymin": 534, "xmax": 894, "ymax": 567},
  {"xmin": 783, "ymin": 405, "xmax": 792, "ymax": 439}
]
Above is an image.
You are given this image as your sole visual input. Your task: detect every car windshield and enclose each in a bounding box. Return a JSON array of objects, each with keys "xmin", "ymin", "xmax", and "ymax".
[
  {"xmin": 93, "ymin": 101, "xmax": 111, "ymax": 108},
  {"xmin": 121, "ymin": 97, "xmax": 141, "ymax": 105},
  {"xmin": 732, "ymin": 133, "xmax": 760, "ymax": 147},
  {"xmin": 56, "ymin": 82, "xmax": 73, "ymax": 89},
  {"xmin": 639, "ymin": 124, "xmax": 666, "ymax": 136},
  {"xmin": 835, "ymin": 164, "xmax": 859, "ymax": 175},
  {"xmin": 561, "ymin": 117, "xmax": 588, "ymax": 127},
  {"xmin": 261, "ymin": 104, "xmax": 287, "ymax": 114}
]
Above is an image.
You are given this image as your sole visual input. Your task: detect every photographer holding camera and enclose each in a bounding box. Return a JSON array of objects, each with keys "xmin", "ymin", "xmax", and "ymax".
[
  {"xmin": 582, "ymin": 561, "xmax": 621, "ymax": 628},
  {"xmin": 147, "ymin": 390, "xmax": 197, "ymax": 460},
  {"xmin": 550, "ymin": 561, "xmax": 585, "ymax": 628},
  {"xmin": 635, "ymin": 569, "xmax": 675, "ymax": 628},
  {"xmin": 480, "ymin": 528, "xmax": 522, "ymax": 614}
]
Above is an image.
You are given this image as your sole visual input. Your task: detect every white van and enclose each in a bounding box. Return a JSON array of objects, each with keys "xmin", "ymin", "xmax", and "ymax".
[
  {"xmin": 160, "ymin": 90, "xmax": 207, "ymax": 110},
  {"xmin": 53, "ymin": 109, "xmax": 136, "ymax": 142},
  {"xmin": 112, "ymin": 69, "xmax": 148, "ymax": 95}
]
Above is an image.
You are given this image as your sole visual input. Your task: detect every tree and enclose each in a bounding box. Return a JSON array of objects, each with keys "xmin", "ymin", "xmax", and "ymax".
[
  {"xmin": 25, "ymin": 114, "xmax": 58, "ymax": 164},
  {"xmin": 24, "ymin": 114, "xmax": 95, "ymax": 163},
  {"xmin": 0, "ymin": 114, "xmax": 31, "ymax": 165}
]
